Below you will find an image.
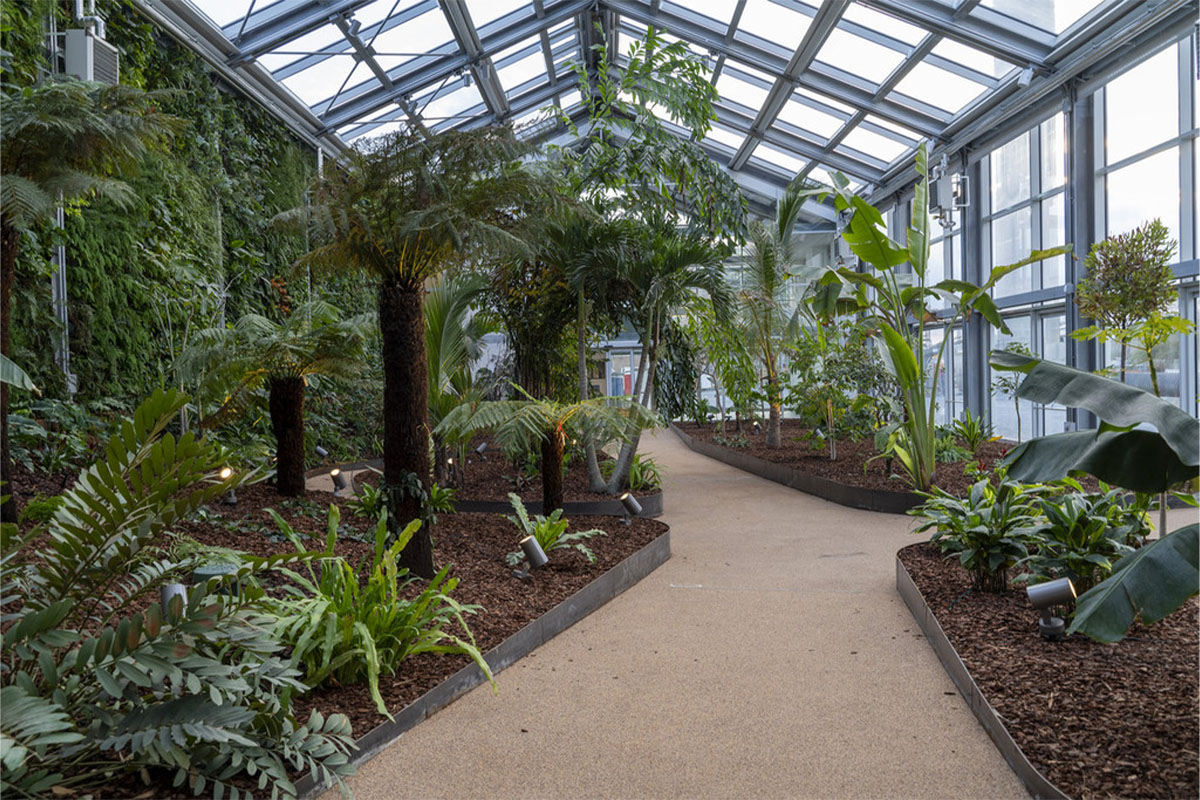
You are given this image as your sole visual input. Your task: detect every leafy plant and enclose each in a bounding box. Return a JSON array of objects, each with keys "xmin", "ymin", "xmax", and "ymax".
[
  {"xmin": 1018, "ymin": 485, "xmax": 1150, "ymax": 594},
  {"xmin": 269, "ymin": 506, "xmax": 491, "ymax": 718},
  {"xmin": 990, "ymin": 341, "xmax": 1034, "ymax": 441},
  {"xmin": 347, "ymin": 470, "xmax": 386, "ymax": 520},
  {"xmin": 815, "ymin": 144, "xmax": 1072, "ymax": 490},
  {"xmin": 909, "ymin": 469, "xmax": 1044, "ymax": 592},
  {"xmin": 951, "ymin": 410, "xmax": 997, "ymax": 455},
  {"xmin": 503, "ymin": 493, "xmax": 603, "ymax": 566},
  {"xmin": 713, "ymin": 432, "xmax": 750, "ymax": 448},
  {"xmin": 599, "ymin": 452, "xmax": 662, "ymax": 491},
  {"xmin": 428, "ymin": 482, "xmax": 457, "ymax": 514},
  {"xmin": 16, "ymin": 493, "xmax": 61, "ymax": 525},
  {"xmin": 992, "ymin": 350, "xmax": 1198, "ymax": 641},
  {"xmin": 0, "ymin": 389, "xmax": 355, "ymax": 799}
]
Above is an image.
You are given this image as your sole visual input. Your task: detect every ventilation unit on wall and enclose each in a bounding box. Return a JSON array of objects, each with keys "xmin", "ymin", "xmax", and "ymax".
[{"xmin": 65, "ymin": 28, "xmax": 119, "ymax": 84}]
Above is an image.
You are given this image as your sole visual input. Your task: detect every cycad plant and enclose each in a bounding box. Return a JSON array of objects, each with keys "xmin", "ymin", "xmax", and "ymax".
[
  {"xmin": 0, "ymin": 78, "xmax": 181, "ymax": 521},
  {"xmin": 436, "ymin": 391, "xmax": 658, "ymax": 513},
  {"xmin": 182, "ymin": 300, "xmax": 373, "ymax": 495},
  {"xmin": 0, "ymin": 389, "xmax": 355, "ymax": 798},
  {"xmin": 739, "ymin": 181, "xmax": 820, "ymax": 448},
  {"xmin": 283, "ymin": 126, "xmax": 555, "ymax": 577}
]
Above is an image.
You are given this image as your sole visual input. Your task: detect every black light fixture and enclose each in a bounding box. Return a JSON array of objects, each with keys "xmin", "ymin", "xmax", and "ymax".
[
  {"xmin": 752, "ymin": 420, "xmax": 761, "ymax": 435},
  {"xmin": 1026, "ymin": 577, "xmax": 1076, "ymax": 640},
  {"xmin": 619, "ymin": 491, "xmax": 642, "ymax": 525},
  {"xmin": 520, "ymin": 535, "xmax": 549, "ymax": 569},
  {"xmin": 330, "ymin": 468, "xmax": 348, "ymax": 493},
  {"xmin": 315, "ymin": 445, "xmax": 329, "ymax": 458}
]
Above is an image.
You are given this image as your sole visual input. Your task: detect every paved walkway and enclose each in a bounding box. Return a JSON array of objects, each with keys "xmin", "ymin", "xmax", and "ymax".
[{"xmin": 322, "ymin": 430, "xmax": 1028, "ymax": 799}]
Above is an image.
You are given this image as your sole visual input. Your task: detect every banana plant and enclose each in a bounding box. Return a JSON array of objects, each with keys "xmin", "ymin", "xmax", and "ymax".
[
  {"xmin": 991, "ymin": 350, "xmax": 1199, "ymax": 642},
  {"xmin": 814, "ymin": 144, "xmax": 1072, "ymax": 490}
]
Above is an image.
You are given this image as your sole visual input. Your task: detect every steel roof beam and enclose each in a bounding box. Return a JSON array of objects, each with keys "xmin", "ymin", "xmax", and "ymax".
[
  {"xmin": 855, "ymin": 0, "xmax": 1053, "ymax": 68},
  {"xmin": 439, "ymin": 0, "xmax": 509, "ymax": 119},
  {"xmin": 226, "ymin": 0, "xmax": 374, "ymax": 64},
  {"xmin": 602, "ymin": 0, "xmax": 947, "ymax": 136},
  {"xmin": 318, "ymin": 0, "xmax": 590, "ymax": 131},
  {"xmin": 271, "ymin": 0, "xmax": 437, "ymax": 80},
  {"xmin": 715, "ymin": 104, "xmax": 885, "ymax": 182},
  {"xmin": 729, "ymin": 0, "xmax": 851, "ymax": 171}
]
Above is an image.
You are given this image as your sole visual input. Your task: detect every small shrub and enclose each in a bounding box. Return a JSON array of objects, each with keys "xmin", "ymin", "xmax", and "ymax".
[
  {"xmin": 269, "ymin": 506, "xmax": 491, "ymax": 717},
  {"xmin": 504, "ymin": 493, "xmax": 603, "ymax": 566},
  {"xmin": 347, "ymin": 471, "xmax": 385, "ymax": 519},
  {"xmin": 713, "ymin": 432, "xmax": 749, "ymax": 448},
  {"xmin": 910, "ymin": 469, "xmax": 1044, "ymax": 592},
  {"xmin": 428, "ymin": 482, "xmax": 458, "ymax": 514},
  {"xmin": 600, "ymin": 454, "xmax": 662, "ymax": 491},
  {"xmin": 951, "ymin": 410, "xmax": 997, "ymax": 455},
  {"xmin": 16, "ymin": 493, "xmax": 62, "ymax": 524},
  {"xmin": 1019, "ymin": 483, "xmax": 1152, "ymax": 594}
]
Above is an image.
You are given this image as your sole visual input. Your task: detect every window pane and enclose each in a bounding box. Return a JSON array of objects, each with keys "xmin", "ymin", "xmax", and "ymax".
[
  {"xmin": 1039, "ymin": 314, "xmax": 1067, "ymax": 435},
  {"xmin": 992, "ymin": 207, "xmax": 1033, "ymax": 296},
  {"xmin": 981, "ymin": 0, "xmax": 1102, "ymax": 34},
  {"xmin": 840, "ymin": 123, "xmax": 910, "ymax": 163},
  {"xmin": 1040, "ymin": 112, "xmax": 1065, "ymax": 191},
  {"xmin": 816, "ymin": 28, "xmax": 906, "ymax": 84},
  {"xmin": 841, "ymin": 3, "xmax": 926, "ymax": 45},
  {"xmin": 990, "ymin": 130, "xmax": 1030, "ymax": 211},
  {"xmin": 990, "ymin": 315, "xmax": 1033, "ymax": 440},
  {"xmin": 927, "ymin": 237, "xmax": 946, "ymax": 287},
  {"xmin": 736, "ymin": 0, "xmax": 813, "ymax": 49},
  {"xmin": 892, "ymin": 61, "xmax": 988, "ymax": 113},
  {"xmin": 716, "ymin": 70, "xmax": 770, "ymax": 111},
  {"xmin": 1107, "ymin": 146, "xmax": 1179, "ymax": 241},
  {"xmin": 1105, "ymin": 46, "xmax": 1179, "ymax": 165},
  {"xmin": 1041, "ymin": 192, "xmax": 1066, "ymax": 288},
  {"xmin": 932, "ymin": 38, "xmax": 1015, "ymax": 79},
  {"xmin": 777, "ymin": 95, "xmax": 844, "ymax": 138}
]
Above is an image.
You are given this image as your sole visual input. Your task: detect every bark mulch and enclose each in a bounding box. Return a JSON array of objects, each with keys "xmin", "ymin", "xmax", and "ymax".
[
  {"xmin": 676, "ymin": 419, "xmax": 1010, "ymax": 497},
  {"xmin": 356, "ymin": 439, "xmax": 660, "ymax": 504},
  {"xmin": 898, "ymin": 540, "xmax": 1199, "ymax": 800}
]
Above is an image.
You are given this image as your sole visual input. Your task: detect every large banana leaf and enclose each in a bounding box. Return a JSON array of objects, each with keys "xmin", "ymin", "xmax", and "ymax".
[
  {"xmin": 0, "ymin": 355, "xmax": 36, "ymax": 393},
  {"xmin": 1067, "ymin": 524, "xmax": 1198, "ymax": 642},
  {"xmin": 991, "ymin": 350, "xmax": 1199, "ymax": 491}
]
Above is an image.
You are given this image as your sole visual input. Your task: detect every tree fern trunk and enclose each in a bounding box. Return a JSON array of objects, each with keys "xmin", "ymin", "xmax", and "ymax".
[
  {"xmin": 766, "ymin": 380, "xmax": 782, "ymax": 448},
  {"xmin": 1, "ymin": 221, "xmax": 17, "ymax": 523},
  {"xmin": 268, "ymin": 376, "xmax": 306, "ymax": 496},
  {"xmin": 379, "ymin": 277, "xmax": 435, "ymax": 579}
]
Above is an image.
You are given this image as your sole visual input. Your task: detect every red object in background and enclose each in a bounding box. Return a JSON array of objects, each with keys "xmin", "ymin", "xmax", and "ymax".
[{"xmin": 623, "ymin": 373, "xmax": 632, "ymax": 395}]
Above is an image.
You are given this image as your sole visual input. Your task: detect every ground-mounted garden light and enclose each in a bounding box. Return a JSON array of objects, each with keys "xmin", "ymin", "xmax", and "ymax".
[
  {"xmin": 752, "ymin": 420, "xmax": 761, "ymax": 435},
  {"xmin": 218, "ymin": 466, "xmax": 237, "ymax": 504},
  {"xmin": 475, "ymin": 441, "xmax": 488, "ymax": 460},
  {"xmin": 192, "ymin": 562, "xmax": 239, "ymax": 596},
  {"xmin": 520, "ymin": 535, "xmax": 548, "ymax": 569},
  {"xmin": 314, "ymin": 445, "xmax": 329, "ymax": 458},
  {"xmin": 160, "ymin": 582, "xmax": 187, "ymax": 614},
  {"xmin": 1027, "ymin": 577, "xmax": 1076, "ymax": 640},
  {"xmin": 619, "ymin": 491, "xmax": 642, "ymax": 525},
  {"xmin": 218, "ymin": 466, "xmax": 233, "ymax": 480},
  {"xmin": 330, "ymin": 468, "xmax": 348, "ymax": 493}
]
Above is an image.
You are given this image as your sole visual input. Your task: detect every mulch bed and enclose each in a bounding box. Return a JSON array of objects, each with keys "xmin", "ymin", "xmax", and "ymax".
[
  {"xmin": 676, "ymin": 419, "xmax": 1011, "ymax": 497},
  {"xmin": 355, "ymin": 439, "xmax": 660, "ymax": 504},
  {"xmin": 8, "ymin": 467, "xmax": 666, "ymax": 797},
  {"xmin": 898, "ymin": 541, "xmax": 1199, "ymax": 799}
]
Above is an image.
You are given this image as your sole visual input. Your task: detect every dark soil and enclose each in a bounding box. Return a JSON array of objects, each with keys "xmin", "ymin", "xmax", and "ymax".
[
  {"xmin": 677, "ymin": 420, "xmax": 1012, "ymax": 497},
  {"xmin": 8, "ymin": 468, "xmax": 666, "ymax": 797},
  {"xmin": 899, "ymin": 541, "xmax": 1199, "ymax": 799},
  {"xmin": 356, "ymin": 439, "xmax": 660, "ymax": 504}
]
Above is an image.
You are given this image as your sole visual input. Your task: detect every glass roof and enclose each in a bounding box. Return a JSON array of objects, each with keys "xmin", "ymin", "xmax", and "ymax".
[{"xmin": 185, "ymin": 0, "xmax": 1122, "ymax": 206}]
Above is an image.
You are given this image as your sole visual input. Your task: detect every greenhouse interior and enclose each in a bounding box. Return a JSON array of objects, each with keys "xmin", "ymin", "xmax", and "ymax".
[{"xmin": 1, "ymin": 0, "xmax": 1198, "ymax": 798}]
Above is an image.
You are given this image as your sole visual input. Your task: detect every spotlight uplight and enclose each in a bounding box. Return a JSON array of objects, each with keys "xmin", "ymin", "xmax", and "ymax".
[
  {"xmin": 330, "ymin": 468, "xmax": 348, "ymax": 492},
  {"xmin": 619, "ymin": 491, "xmax": 642, "ymax": 524},
  {"xmin": 1026, "ymin": 577, "xmax": 1076, "ymax": 640},
  {"xmin": 218, "ymin": 466, "xmax": 233, "ymax": 480},
  {"xmin": 520, "ymin": 535, "xmax": 549, "ymax": 569},
  {"xmin": 315, "ymin": 445, "xmax": 329, "ymax": 458}
]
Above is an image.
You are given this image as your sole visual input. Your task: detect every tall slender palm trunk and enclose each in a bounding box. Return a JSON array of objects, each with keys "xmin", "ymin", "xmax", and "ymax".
[
  {"xmin": 577, "ymin": 292, "xmax": 606, "ymax": 491},
  {"xmin": 541, "ymin": 426, "xmax": 565, "ymax": 514},
  {"xmin": 1, "ymin": 222, "xmax": 18, "ymax": 523},
  {"xmin": 268, "ymin": 376, "xmax": 307, "ymax": 496},
  {"xmin": 607, "ymin": 315, "xmax": 655, "ymax": 494},
  {"xmin": 379, "ymin": 277, "xmax": 435, "ymax": 578}
]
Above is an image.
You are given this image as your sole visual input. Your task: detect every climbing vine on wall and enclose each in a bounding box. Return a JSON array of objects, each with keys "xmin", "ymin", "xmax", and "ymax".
[{"xmin": 3, "ymin": 0, "xmax": 374, "ymax": 404}]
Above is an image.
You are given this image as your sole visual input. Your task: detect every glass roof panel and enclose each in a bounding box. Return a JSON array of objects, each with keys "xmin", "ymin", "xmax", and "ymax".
[
  {"xmin": 841, "ymin": 3, "xmax": 926, "ymax": 45},
  {"xmin": 891, "ymin": 61, "xmax": 988, "ymax": 113},
  {"xmin": 281, "ymin": 57, "xmax": 362, "ymax": 107},
  {"xmin": 795, "ymin": 85, "xmax": 854, "ymax": 116},
  {"xmin": 703, "ymin": 124, "xmax": 747, "ymax": 152},
  {"xmin": 420, "ymin": 83, "xmax": 483, "ymax": 123},
  {"xmin": 776, "ymin": 96, "xmax": 843, "ymax": 139},
  {"xmin": 839, "ymin": 124, "xmax": 910, "ymax": 163},
  {"xmin": 978, "ymin": 0, "xmax": 1104, "ymax": 34},
  {"xmin": 862, "ymin": 114, "xmax": 919, "ymax": 144},
  {"xmin": 755, "ymin": 143, "xmax": 805, "ymax": 174},
  {"xmin": 805, "ymin": 163, "xmax": 835, "ymax": 186},
  {"xmin": 815, "ymin": 28, "xmax": 907, "ymax": 84},
  {"xmin": 735, "ymin": 0, "xmax": 814, "ymax": 51},
  {"xmin": 931, "ymin": 39, "xmax": 1015, "ymax": 79},
  {"xmin": 369, "ymin": 9, "xmax": 454, "ymax": 71},
  {"xmin": 558, "ymin": 88, "xmax": 583, "ymax": 110},
  {"xmin": 692, "ymin": 0, "xmax": 742, "ymax": 28},
  {"xmin": 191, "ymin": 0, "xmax": 255, "ymax": 28},
  {"xmin": 353, "ymin": 1, "xmax": 411, "ymax": 30},
  {"xmin": 467, "ymin": 0, "xmax": 529, "ymax": 29},
  {"xmin": 494, "ymin": 35, "xmax": 546, "ymax": 91},
  {"xmin": 715, "ymin": 70, "xmax": 770, "ymax": 112}
]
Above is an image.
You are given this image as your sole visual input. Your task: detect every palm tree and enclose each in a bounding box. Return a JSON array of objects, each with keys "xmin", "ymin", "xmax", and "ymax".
[
  {"xmin": 425, "ymin": 272, "xmax": 493, "ymax": 484},
  {"xmin": 0, "ymin": 78, "xmax": 180, "ymax": 521},
  {"xmin": 182, "ymin": 301, "xmax": 373, "ymax": 495},
  {"xmin": 606, "ymin": 225, "xmax": 733, "ymax": 492},
  {"xmin": 739, "ymin": 182, "xmax": 818, "ymax": 448},
  {"xmin": 286, "ymin": 126, "xmax": 554, "ymax": 577},
  {"xmin": 436, "ymin": 391, "xmax": 657, "ymax": 513}
]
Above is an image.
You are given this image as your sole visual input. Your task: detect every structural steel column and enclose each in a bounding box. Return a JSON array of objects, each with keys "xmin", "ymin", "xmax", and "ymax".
[
  {"xmin": 1066, "ymin": 84, "xmax": 1097, "ymax": 429},
  {"xmin": 961, "ymin": 155, "xmax": 988, "ymax": 420}
]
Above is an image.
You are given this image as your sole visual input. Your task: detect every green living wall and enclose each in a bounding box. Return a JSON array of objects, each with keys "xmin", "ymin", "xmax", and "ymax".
[{"xmin": 3, "ymin": 0, "xmax": 372, "ymax": 404}]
